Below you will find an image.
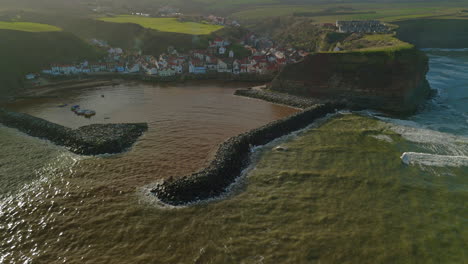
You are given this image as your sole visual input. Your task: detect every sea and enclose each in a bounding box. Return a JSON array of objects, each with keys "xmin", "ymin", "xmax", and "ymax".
[{"xmin": 0, "ymin": 50, "xmax": 466, "ymax": 263}]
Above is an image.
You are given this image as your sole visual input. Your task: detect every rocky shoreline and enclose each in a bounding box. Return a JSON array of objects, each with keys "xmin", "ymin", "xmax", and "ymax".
[
  {"xmin": 151, "ymin": 102, "xmax": 344, "ymax": 206},
  {"xmin": 0, "ymin": 109, "xmax": 148, "ymax": 155}
]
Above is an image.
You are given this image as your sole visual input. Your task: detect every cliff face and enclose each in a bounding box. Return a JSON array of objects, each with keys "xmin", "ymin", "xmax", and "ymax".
[{"xmin": 269, "ymin": 48, "xmax": 432, "ymax": 114}]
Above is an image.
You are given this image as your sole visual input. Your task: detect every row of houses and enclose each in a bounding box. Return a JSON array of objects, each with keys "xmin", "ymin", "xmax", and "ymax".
[
  {"xmin": 336, "ymin": 20, "xmax": 389, "ymax": 34},
  {"xmin": 205, "ymin": 15, "xmax": 240, "ymax": 27},
  {"xmin": 38, "ymin": 32, "xmax": 309, "ymax": 78}
]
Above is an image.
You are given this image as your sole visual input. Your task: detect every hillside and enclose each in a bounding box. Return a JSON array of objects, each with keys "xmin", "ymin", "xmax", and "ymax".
[
  {"xmin": 4, "ymin": 11, "xmax": 216, "ymax": 55},
  {"xmin": 0, "ymin": 30, "xmax": 104, "ymax": 96}
]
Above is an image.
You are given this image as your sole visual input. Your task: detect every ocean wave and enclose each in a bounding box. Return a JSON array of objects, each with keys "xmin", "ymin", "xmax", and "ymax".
[
  {"xmin": 422, "ymin": 48, "xmax": 468, "ymax": 52},
  {"xmin": 401, "ymin": 152, "xmax": 468, "ymax": 167}
]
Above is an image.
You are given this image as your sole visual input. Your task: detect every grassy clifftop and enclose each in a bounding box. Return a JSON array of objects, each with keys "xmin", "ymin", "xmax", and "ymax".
[{"xmin": 332, "ymin": 34, "xmax": 413, "ymax": 53}]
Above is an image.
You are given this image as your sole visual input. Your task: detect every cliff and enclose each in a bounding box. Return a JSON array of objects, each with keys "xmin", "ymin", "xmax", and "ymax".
[{"xmin": 269, "ymin": 47, "xmax": 432, "ymax": 114}]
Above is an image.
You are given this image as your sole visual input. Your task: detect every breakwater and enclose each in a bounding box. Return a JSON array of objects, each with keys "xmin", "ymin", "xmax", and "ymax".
[
  {"xmin": 235, "ymin": 88, "xmax": 327, "ymax": 109},
  {"xmin": 151, "ymin": 102, "xmax": 343, "ymax": 206},
  {"xmin": 0, "ymin": 109, "xmax": 147, "ymax": 155}
]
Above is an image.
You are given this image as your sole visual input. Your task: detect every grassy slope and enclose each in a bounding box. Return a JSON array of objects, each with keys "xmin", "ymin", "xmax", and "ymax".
[
  {"xmin": 98, "ymin": 16, "xmax": 223, "ymax": 35},
  {"xmin": 4, "ymin": 11, "xmax": 211, "ymax": 55},
  {"xmin": 0, "ymin": 21, "xmax": 61, "ymax": 32},
  {"xmin": 335, "ymin": 34, "xmax": 414, "ymax": 53},
  {"xmin": 0, "ymin": 30, "xmax": 104, "ymax": 96}
]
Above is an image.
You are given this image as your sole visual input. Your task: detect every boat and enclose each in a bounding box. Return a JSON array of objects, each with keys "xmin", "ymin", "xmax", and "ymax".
[
  {"xmin": 71, "ymin": 105, "xmax": 80, "ymax": 112},
  {"xmin": 76, "ymin": 109, "xmax": 86, "ymax": 116},
  {"xmin": 84, "ymin": 110, "xmax": 96, "ymax": 118},
  {"xmin": 58, "ymin": 103, "xmax": 68, "ymax": 108}
]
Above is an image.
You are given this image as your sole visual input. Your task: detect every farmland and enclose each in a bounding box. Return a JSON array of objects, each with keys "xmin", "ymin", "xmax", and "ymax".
[
  {"xmin": 0, "ymin": 21, "xmax": 61, "ymax": 32},
  {"xmin": 231, "ymin": 2, "xmax": 468, "ymax": 23},
  {"xmin": 98, "ymin": 16, "xmax": 223, "ymax": 35}
]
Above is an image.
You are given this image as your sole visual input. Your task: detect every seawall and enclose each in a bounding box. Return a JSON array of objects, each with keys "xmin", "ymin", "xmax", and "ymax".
[
  {"xmin": 0, "ymin": 109, "xmax": 148, "ymax": 155},
  {"xmin": 151, "ymin": 102, "xmax": 344, "ymax": 206},
  {"xmin": 235, "ymin": 88, "xmax": 351, "ymax": 109}
]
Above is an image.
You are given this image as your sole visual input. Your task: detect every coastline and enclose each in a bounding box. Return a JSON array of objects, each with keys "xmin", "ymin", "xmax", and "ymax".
[{"xmin": 8, "ymin": 73, "xmax": 275, "ymax": 102}]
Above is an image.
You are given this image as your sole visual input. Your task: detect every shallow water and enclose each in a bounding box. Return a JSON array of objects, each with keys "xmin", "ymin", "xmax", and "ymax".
[{"xmin": 1, "ymin": 51, "xmax": 468, "ymax": 263}]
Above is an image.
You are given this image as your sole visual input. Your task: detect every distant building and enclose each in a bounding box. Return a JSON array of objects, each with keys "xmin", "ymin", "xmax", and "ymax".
[
  {"xmin": 219, "ymin": 47, "xmax": 226, "ymax": 55},
  {"xmin": 336, "ymin": 20, "xmax": 389, "ymax": 34},
  {"xmin": 147, "ymin": 68, "xmax": 158, "ymax": 75},
  {"xmin": 25, "ymin": 73, "xmax": 37, "ymax": 80}
]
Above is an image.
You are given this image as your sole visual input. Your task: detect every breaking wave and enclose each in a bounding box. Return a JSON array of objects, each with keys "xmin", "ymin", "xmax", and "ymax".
[
  {"xmin": 401, "ymin": 152, "xmax": 468, "ymax": 167},
  {"xmin": 371, "ymin": 49, "xmax": 468, "ymax": 168}
]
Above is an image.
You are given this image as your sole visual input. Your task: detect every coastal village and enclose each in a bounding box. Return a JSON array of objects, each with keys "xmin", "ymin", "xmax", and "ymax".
[
  {"xmin": 32, "ymin": 20, "xmax": 388, "ymax": 80},
  {"xmin": 38, "ymin": 33, "xmax": 309, "ymax": 78}
]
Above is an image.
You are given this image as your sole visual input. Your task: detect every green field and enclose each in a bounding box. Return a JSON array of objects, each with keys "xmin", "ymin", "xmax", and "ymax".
[
  {"xmin": 232, "ymin": 2, "xmax": 468, "ymax": 23},
  {"xmin": 98, "ymin": 16, "xmax": 223, "ymax": 35},
  {"xmin": 336, "ymin": 34, "xmax": 414, "ymax": 53},
  {"xmin": 0, "ymin": 21, "xmax": 61, "ymax": 32}
]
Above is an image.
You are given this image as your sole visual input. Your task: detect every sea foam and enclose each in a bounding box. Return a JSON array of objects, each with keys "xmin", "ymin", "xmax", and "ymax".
[{"xmin": 401, "ymin": 152, "xmax": 468, "ymax": 167}]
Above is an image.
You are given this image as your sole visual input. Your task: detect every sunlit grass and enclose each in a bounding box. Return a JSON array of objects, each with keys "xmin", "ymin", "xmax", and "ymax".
[
  {"xmin": 232, "ymin": 3, "xmax": 466, "ymax": 22},
  {"xmin": 98, "ymin": 15, "xmax": 223, "ymax": 35},
  {"xmin": 0, "ymin": 21, "xmax": 61, "ymax": 32}
]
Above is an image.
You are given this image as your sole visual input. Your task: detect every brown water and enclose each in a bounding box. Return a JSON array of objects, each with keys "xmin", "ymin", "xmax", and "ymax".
[
  {"xmin": 0, "ymin": 81, "xmax": 298, "ymax": 263},
  {"xmin": 1, "ymin": 62, "xmax": 467, "ymax": 263}
]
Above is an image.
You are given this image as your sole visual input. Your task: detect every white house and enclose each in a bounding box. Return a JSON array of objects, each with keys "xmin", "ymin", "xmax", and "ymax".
[
  {"xmin": 219, "ymin": 47, "xmax": 226, "ymax": 55},
  {"xmin": 192, "ymin": 50, "xmax": 206, "ymax": 60},
  {"xmin": 217, "ymin": 59, "xmax": 230, "ymax": 73},
  {"xmin": 233, "ymin": 60, "xmax": 240, "ymax": 75},
  {"xmin": 147, "ymin": 68, "xmax": 158, "ymax": 75},
  {"xmin": 108, "ymin": 48, "xmax": 123, "ymax": 55},
  {"xmin": 25, "ymin": 73, "xmax": 36, "ymax": 80},
  {"xmin": 159, "ymin": 68, "xmax": 176, "ymax": 77},
  {"xmin": 229, "ymin": 50, "xmax": 235, "ymax": 58},
  {"xmin": 128, "ymin": 64, "xmax": 140, "ymax": 73}
]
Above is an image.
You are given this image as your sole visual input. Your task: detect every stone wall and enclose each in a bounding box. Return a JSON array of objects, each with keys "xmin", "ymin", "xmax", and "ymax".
[{"xmin": 151, "ymin": 103, "xmax": 344, "ymax": 206}]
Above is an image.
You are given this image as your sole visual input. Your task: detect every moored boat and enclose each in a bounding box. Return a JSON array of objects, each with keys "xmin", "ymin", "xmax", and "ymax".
[{"xmin": 84, "ymin": 110, "xmax": 96, "ymax": 118}]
